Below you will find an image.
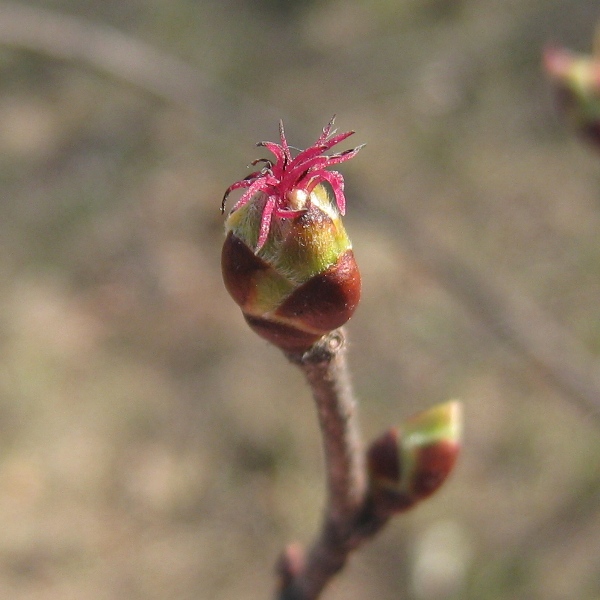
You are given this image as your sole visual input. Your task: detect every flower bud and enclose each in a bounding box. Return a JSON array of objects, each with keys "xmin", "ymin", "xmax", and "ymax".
[
  {"xmin": 367, "ymin": 400, "xmax": 462, "ymax": 516},
  {"xmin": 221, "ymin": 117, "xmax": 363, "ymax": 353},
  {"xmin": 543, "ymin": 45, "xmax": 600, "ymax": 147}
]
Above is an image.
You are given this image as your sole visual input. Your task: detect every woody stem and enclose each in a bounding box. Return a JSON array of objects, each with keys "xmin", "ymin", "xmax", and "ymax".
[{"xmin": 277, "ymin": 328, "xmax": 372, "ymax": 600}]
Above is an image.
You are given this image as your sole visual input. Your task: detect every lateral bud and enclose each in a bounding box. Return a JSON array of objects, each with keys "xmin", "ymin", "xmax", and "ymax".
[
  {"xmin": 543, "ymin": 45, "xmax": 600, "ymax": 147},
  {"xmin": 367, "ymin": 400, "xmax": 462, "ymax": 517}
]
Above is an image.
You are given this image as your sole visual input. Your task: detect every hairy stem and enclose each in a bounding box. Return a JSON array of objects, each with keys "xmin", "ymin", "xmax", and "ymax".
[{"xmin": 278, "ymin": 329, "xmax": 373, "ymax": 600}]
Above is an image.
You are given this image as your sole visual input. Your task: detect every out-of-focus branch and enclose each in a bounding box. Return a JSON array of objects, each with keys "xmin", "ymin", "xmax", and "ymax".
[
  {"xmin": 367, "ymin": 193, "xmax": 600, "ymax": 420},
  {"xmin": 0, "ymin": 2, "xmax": 204, "ymax": 106},
  {"xmin": 0, "ymin": 1, "xmax": 281, "ymax": 132},
  {"xmin": 1, "ymin": 4, "xmax": 593, "ymax": 419}
]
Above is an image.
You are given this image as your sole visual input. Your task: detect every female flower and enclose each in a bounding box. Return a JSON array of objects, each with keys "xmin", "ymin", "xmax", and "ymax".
[{"xmin": 221, "ymin": 117, "xmax": 363, "ymax": 353}]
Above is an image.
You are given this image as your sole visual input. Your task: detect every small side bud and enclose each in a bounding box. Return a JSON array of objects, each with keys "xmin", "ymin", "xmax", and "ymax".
[
  {"xmin": 221, "ymin": 118, "xmax": 363, "ymax": 353},
  {"xmin": 367, "ymin": 401, "xmax": 462, "ymax": 516},
  {"xmin": 543, "ymin": 45, "xmax": 600, "ymax": 147}
]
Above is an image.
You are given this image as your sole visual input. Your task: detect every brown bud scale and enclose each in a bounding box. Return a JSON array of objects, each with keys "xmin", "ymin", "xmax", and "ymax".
[
  {"xmin": 366, "ymin": 428, "xmax": 401, "ymax": 483},
  {"xmin": 244, "ymin": 314, "xmax": 323, "ymax": 353},
  {"xmin": 411, "ymin": 441, "xmax": 459, "ymax": 500},
  {"xmin": 222, "ymin": 231, "xmax": 361, "ymax": 353},
  {"xmin": 275, "ymin": 250, "xmax": 361, "ymax": 332},
  {"xmin": 221, "ymin": 231, "xmax": 271, "ymax": 309}
]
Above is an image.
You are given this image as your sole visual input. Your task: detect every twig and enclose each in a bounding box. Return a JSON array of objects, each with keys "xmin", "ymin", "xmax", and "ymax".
[
  {"xmin": 288, "ymin": 330, "xmax": 366, "ymax": 523},
  {"xmin": 278, "ymin": 329, "xmax": 386, "ymax": 600}
]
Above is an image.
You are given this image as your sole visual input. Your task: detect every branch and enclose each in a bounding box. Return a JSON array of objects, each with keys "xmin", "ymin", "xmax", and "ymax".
[
  {"xmin": 273, "ymin": 329, "xmax": 462, "ymax": 599},
  {"xmin": 277, "ymin": 329, "xmax": 387, "ymax": 600}
]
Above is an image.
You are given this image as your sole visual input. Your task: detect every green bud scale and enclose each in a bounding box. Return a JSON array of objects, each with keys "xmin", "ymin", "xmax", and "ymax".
[{"xmin": 221, "ymin": 117, "xmax": 363, "ymax": 353}]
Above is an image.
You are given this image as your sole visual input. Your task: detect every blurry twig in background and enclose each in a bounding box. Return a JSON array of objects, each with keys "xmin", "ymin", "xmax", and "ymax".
[
  {"xmin": 367, "ymin": 193, "xmax": 600, "ymax": 421},
  {"xmin": 0, "ymin": 1, "xmax": 204, "ymax": 106},
  {"xmin": 512, "ymin": 472, "xmax": 600, "ymax": 564},
  {"xmin": 0, "ymin": 1, "xmax": 281, "ymax": 133}
]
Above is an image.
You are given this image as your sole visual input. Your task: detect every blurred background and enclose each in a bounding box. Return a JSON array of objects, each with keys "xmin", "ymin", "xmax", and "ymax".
[{"xmin": 0, "ymin": 1, "xmax": 598, "ymax": 598}]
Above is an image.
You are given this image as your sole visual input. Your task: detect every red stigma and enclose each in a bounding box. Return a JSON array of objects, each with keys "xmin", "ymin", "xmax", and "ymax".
[{"xmin": 222, "ymin": 116, "xmax": 363, "ymax": 251}]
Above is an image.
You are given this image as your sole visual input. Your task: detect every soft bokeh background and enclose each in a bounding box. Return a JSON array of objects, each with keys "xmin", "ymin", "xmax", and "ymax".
[{"xmin": 0, "ymin": 1, "xmax": 599, "ymax": 598}]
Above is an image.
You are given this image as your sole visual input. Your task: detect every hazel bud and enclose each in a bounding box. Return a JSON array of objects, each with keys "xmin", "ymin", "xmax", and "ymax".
[
  {"xmin": 543, "ymin": 45, "xmax": 600, "ymax": 147},
  {"xmin": 221, "ymin": 117, "xmax": 363, "ymax": 353},
  {"xmin": 367, "ymin": 400, "xmax": 462, "ymax": 516}
]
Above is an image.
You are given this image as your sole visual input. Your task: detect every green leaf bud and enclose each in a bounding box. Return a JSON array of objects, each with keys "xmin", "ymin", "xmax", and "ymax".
[
  {"xmin": 367, "ymin": 400, "xmax": 462, "ymax": 516},
  {"xmin": 544, "ymin": 45, "xmax": 600, "ymax": 147}
]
